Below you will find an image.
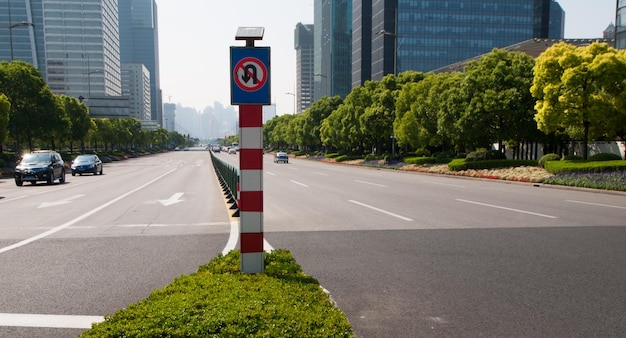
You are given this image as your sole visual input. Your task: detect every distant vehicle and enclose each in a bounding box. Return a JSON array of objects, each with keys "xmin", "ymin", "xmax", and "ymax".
[
  {"xmin": 71, "ymin": 154, "xmax": 103, "ymax": 176},
  {"xmin": 212, "ymin": 146, "xmax": 221, "ymax": 152},
  {"xmin": 14, "ymin": 150, "xmax": 66, "ymax": 186},
  {"xmin": 231, "ymin": 142, "xmax": 240, "ymax": 151},
  {"xmin": 174, "ymin": 147, "xmax": 180, "ymax": 151},
  {"xmin": 274, "ymin": 152, "xmax": 289, "ymax": 163},
  {"xmin": 228, "ymin": 147, "xmax": 237, "ymax": 154}
]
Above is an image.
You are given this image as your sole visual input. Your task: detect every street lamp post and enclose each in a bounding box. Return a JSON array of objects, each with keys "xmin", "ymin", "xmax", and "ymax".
[
  {"xmin": 9, "ymin": 22, "xmax": 35, "ymax": 61},
  {"xmin": 376, "ymin": 29, "xmax": 397, "ymax": 76},
  {"xmin": 8, "ymin": 0, "xmax": 35, "ymax": 61},
  {"xmin": 285, "ymin": 92, "xmax": 296, "ymax": 114},
  {"xmin": 86, "ymin": 69, "xmax": 102, "ymax": 99},
  {"xmin": 314, "ymin": 73, "xmax": 328, "ymax": 97}
]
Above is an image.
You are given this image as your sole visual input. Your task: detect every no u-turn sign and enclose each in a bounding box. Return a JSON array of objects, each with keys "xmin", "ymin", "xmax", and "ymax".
[{"xmin": 230, "ymin": 47, "xmax": 271, "ymax": 105}]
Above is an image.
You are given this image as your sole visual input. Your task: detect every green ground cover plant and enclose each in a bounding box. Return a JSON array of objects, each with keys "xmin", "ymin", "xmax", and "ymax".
[
  {"xmin": 80, "ymin": 250, "xmax": 354, "ymax": 338},
  {"xmin": 543, "ymin": 170, "xmax": 626, "ymax": 191},
  {"xmin": 543, "ymin": 160, "xmax": 626, "ymax": 174}
]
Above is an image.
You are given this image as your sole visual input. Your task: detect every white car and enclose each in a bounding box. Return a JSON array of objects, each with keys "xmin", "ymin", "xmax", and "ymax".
[
  {"xmin": 274, "ymin": 152, "xmax": 288, "ymax": 163},
  {"xmin": 228, "ymin": 147, "xmax": 237, "ymax": 154}
]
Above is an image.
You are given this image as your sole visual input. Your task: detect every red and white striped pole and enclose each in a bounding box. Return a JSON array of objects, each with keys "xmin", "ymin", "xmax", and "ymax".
[{"xmin": 238, "ymin": 105, "xmax": 264, "ymax": 273}]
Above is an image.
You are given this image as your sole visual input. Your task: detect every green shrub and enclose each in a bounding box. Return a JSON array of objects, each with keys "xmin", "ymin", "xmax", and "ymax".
[
  {"xmin": 562, "ymin": 154, "xmax": 583, "ymax": 161},
  {"xmin": 81, "ymin": 250, "xmax": 354, "ymax": 338},
  {"xmin": 544, "ymin": 160, "xmax": 626, "ymax": 174},
  {"xmin": 404, "ymin": 156, "xmax": 452, "ymax": 165},
  {"xmin": 465, "ymin": 149, "xmax": 506, "ymax": 162},
  {"xmin": 0, "ymin": 158, "xmax": 4, "ymax": 168},
  {"xmin": 325, "ymin": 152, "xmax": 340, "ymax": 159},
  {"xmin": 364, "ymin": 154, "xmax": 383, "ymax": 161},
  {"xmin": 335, "ymin": 154, "xmax": 359, "ymax": 162},
  {"xmin": 449, "ymin": 159, "xmax": 538, "ymax": 171},
  {"xmin": 588, "ymin": 153, "xmax": 623, "ymax": 161},
  {"xmin": 414, "ymin": 148, "xmax": 431, "ymax": 157},
  {"xmin": 538, "ymin": 153, "xmax": 561, "ymax": 167}
]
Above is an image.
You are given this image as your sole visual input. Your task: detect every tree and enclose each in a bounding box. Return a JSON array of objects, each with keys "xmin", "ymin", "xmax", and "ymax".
[
  {"xmin": 0, "ymin": 94, "xmax": 9, "ymax": 154},
  {"xmin": 460, "ymin": 48, "xmax": 537, "ymax": 153},
  {"xmin": 0, "ymin": 61, "xmax": 58, "ymax": 151},
  {"xmin": 531, "ymin": 42, "xmax": 626, "ymax": 159},
  {"xmin": 61, "ymin": 95, "xmax": 91, "ymax": 153}
]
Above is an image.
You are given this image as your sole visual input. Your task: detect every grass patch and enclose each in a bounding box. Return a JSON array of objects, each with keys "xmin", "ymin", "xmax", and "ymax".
[
  {"xmin": 543, "ymin": 160, "xmax": 626, "ymax": 174},
  {"xmin": 543, "ymin": 170, "xmax": 626, "ymax": 191},
  {"xmin": 80, "ymin": 250, "xmax": 353, "ymax": 338}
]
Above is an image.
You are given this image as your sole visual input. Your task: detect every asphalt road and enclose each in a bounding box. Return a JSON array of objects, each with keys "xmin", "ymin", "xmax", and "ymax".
[{"xmin": 1, "ymin": 150, "xmax": 625, "ymax": 337}]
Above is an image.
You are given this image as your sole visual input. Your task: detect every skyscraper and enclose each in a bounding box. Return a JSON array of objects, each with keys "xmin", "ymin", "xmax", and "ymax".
[
  {"xmin": 122, "ymin": 63, "xmax": 151, "ymax": 121},
  {"xmin": 0, "ymin": 0, "xmax": 43, "ymax": 74},
  {"xmin": 314, "ymin": 0, "xmax": 352, "ymax": 101},
  {"xmin": 118, "ymin": 0, "xmax": 162, "ymax": 125},
  {"xmin": 295, "ymin": 23, "xmax": 314, "ymax": 113},
  {"xmin": 617, "ymin": 0, "xmax": 626, "ymax": 50},
  {"xmin": 353, "ymin": 0, "xmax": 566, "ymax": 84},
  {"xmin": 43, "ymin": 0, "xmax": 122, "ymax": 99}
]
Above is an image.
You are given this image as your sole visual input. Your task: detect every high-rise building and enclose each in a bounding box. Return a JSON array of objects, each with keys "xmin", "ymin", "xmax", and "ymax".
[
  {"xmin": 118, "ymin": 0, "xmax": 163, "ymax": 126},
  {"xmin": 0, "ymin": 0, "xmax": 44, "ymax": 74},
  {"xmin": 44, "ymin": 0, "xmax": 122, "ymax": 99},
  {"xmin": 163, "ymin": 102, "xmax": 176, "ymax": 132},
  {"xmin": 352, "ymin": 0, "xmax": 372, "ymax": 88},
  {"xmin": 617, "ymin": 0, "xmax": 626, "ymax": 50},
  {"xmin": 314, "ymin": 0, "xmax": 352, "ymax": 101},
  {"xmin": 295, "ymin": 23, "xmax": 314, "ymax": 113},
  {"xmin": 122, "ymin": 63, "xmax": 151, "ymax": 121},
  {"xmin": 353, "ymin": 0, "xmax": 566, "ymax": 84}
]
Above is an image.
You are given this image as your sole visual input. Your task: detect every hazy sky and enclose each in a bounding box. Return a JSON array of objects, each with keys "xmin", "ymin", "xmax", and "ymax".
[{"xmin": 157, "ymin": 0, "xmax": 617, "ymax": 115}]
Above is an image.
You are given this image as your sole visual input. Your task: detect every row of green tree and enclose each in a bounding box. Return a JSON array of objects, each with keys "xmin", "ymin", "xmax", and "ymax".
[
  {"xmin": 0, "ymin": 60, "xmax": 192, "ymax": 155},
  {"xmin": 264, "ymin": 42, "xmax": 626, "ymax": 160}
]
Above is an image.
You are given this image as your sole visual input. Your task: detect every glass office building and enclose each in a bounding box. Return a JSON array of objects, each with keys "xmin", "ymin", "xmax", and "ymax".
[
  {"xmin": 314, "ymin": 0, "xmax": 352, "ymax": 101},
  {"xmin": 0, "ymin": 0, "xmax": 45, "ymax": 77},
  {"xmin": 295, "ymin": 23, "xmax": 315, "ymax": 113},
  {"xmin": 617, "ymin": 0, "xmax": 626, "ymax": 50},
  {"xmin": 356, "ymin": 0, "xmax": 565, "ymax": 82},
  {"xmin": 44, "ymin": 0, "xmax": 122, "ymax": 98},
  {"xmin": 118, "ymin": 0, "xmax": 162, "ymax": 124}
]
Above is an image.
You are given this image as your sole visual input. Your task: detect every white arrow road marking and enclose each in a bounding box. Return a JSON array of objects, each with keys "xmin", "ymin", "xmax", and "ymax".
[
  {"xmin": 158, "ymin": 192, "xmax": 184, "ymax": 206},
  {"xmin": 38, "ymin": 195, "xmax": 84, "ymax": 208}
]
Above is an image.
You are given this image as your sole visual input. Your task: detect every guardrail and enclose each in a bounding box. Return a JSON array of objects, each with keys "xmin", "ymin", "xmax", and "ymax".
[{"xmin": 210, "ymin": 152, "xmax": 240, "ymax": 216}]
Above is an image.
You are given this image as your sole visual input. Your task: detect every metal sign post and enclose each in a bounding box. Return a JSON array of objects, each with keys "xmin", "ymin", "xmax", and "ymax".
[{"xmin": 230, "ymin": 27, "xmax": 270, "ymax": 274}]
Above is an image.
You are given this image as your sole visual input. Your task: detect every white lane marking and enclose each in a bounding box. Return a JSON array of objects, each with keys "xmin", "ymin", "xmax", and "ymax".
[
  {"xmin": 221, "ymin": 221, "xmax": 274, "ymax": 255},
  {"xmin": 425, "ymin": 181, "xmax": 465, "ymax": 188},
  {"xmin": 114, "ymin": 222, "xmax": 229, "ymax": 228},
  {"xmin": 288, "ymin": 167, "xmax": 298, "ymax": 170},
  {"xmin": 266, "ymin": 172, "xmax": 276, "ymax": 176},
  {"xmin": 355, "ymin": 180, "xmax": 386, "ymax": 187},
  {"xmin": 0, "ymin": 313, "xmax": 103, "ymax": 329},
  {"xmin": 0, "ymin": 168, "xmax": 177, "ymax": 254},
  {"xmin": 456, "ymin": 199, "xmax": 558, "ymax": 219},
  {"xmin": 348, "ymin": 200, "xmax": 413, "ymax": 221},
  {"xmin": 566, "ymin": 200, "xmax": 626, "ymax": 210},
  {"xmin": 290, "ymin": 180, "xmax": 309, "ymax": 188},
  {"xmin": 222, "ymin": 220, "xmax": 239, "ymax": 255},
  {"xmin": 0, "ymin": 195, "xmax": 28, "ymax": 204},
  {"xmin": 312, "ymin": 172, "xmax": 328, "ymax": 176}
]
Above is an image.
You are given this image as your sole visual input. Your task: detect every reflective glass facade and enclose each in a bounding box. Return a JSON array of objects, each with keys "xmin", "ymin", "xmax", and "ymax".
[
  {"xmin": 364, "ymin": 0, "xmax": 563, "ymax": 81},
  {"xmin": 314, "ymin": 0, "xmax": 352, "ymax": 101},
  {"xmin": 0, "ymin": 0, "xmax": 45, "ymax": 77},
  {"xmin": 617, "ymin": 0, "xmax": 626, "ymax": 50},
  {"xmin": 118, "ymin": 0, "xmax": 162, "ymax": 124},
  {"xmin": 43, "ymin": 0, "xmax": 122, "ymax": 98}
]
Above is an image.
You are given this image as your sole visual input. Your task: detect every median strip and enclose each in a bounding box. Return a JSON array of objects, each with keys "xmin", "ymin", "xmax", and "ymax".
[{"xmin": 0, "ymin": 313, "xmax": 103, "ymax": 329}]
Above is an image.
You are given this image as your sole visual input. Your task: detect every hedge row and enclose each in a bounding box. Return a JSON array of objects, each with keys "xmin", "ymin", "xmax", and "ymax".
[
  {"xmin": 80, "ymin": 250, "xmax": 354, "ymax": 337},
  {"xmin": 448, "ymin": 159, "xmax": 538, "ymax": 171},
  {"xmin": 543, "ymin": 160, "xmax": 626, "ymax": 174}
]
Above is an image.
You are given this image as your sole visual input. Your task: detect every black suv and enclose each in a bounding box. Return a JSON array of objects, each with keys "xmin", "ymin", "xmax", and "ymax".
[{"xmin": 14, "ymin": 150, "xmax": 66, "ymax": 186}]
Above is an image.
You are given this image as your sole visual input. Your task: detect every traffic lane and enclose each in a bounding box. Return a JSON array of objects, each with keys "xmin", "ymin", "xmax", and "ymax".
[
  {"xmin": 264, "ymin": 158, "xmax": 626, "ymax": 230},
  {"xmin": 0, "ymin": 154, "xmax": 184, "ymax": 241},
  {"xmin": 50, "ymin": 152, "xmax": 231, "ymax": 239},
  {"xmin": 0, "ymin": 234, "xmax": 227, "ymax": 321},
  {"xmin": 269, "ymin": 226, "xmax": 626, "ymax": 337}
]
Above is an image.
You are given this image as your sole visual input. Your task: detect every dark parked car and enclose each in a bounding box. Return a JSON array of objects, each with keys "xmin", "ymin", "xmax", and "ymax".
[
  {"xmin": 14, "ymin": 150, "xmax": 66, "ymax": 186},
  {"xmin": 71, "ymin": 154, "xmax": 103, "ymax": 176}
]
